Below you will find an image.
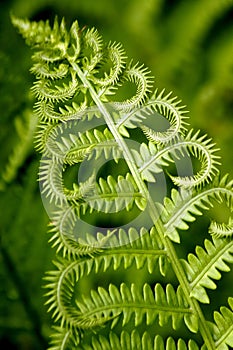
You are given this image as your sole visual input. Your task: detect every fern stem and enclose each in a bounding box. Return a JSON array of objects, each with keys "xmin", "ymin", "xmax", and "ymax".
[
  {"xmin": 71, "ymin": 62, "xmax": 153, "ymax": 208},
  {"xmin": 71, "ymin": 62, "xmax": 216, "ymax": 349},
  {"xmin": 164, "ymin": 237, "xmax": 216, "ymax": 348}
]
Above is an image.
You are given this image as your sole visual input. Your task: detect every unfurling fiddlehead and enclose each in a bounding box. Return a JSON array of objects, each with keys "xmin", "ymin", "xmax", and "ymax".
[{"xmin": 12, "ymin": 15, "xmax": 233, "ymax": 350}]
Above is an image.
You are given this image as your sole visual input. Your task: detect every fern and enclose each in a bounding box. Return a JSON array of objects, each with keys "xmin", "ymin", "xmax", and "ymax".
[
  {"xmin": 181, "ymin": 238, "xmax": 233, "ymax": 304},
  {"xmin": 0, "ymin": 109, "xmax": 37, "ymax": 189},
  {"xmin": 12, "ymin": 14, "xmax": 233, "ymax": 350}
]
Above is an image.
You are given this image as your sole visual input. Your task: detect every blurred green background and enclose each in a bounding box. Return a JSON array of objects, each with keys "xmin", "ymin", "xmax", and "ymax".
[{"xmin": 0, "ymin": 0, "xmax": 232, "ymax": 349}]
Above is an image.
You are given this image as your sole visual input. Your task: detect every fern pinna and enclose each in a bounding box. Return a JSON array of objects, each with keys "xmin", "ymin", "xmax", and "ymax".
[{"xmin": 12, "ymin": 15, "xmax": 233, "ymax": 350}]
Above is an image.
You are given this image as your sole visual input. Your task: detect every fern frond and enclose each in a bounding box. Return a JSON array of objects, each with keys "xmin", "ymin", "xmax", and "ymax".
[
  {"xmin": 66, "ymin": 19, "xmax": 81, "ymax": 62},
  {"xmin": 64, "ymin": 127, "xmax": 120, "ymax": 164},
  {"xmin": 13, "ymin": 13, "xmax": 233, "ymax": 350},
  {"xmin": 45, "ymin": 264, "xmax": 196, "ymax": 331},
  {"xmin": 39, "ymin": 159, "xmax": 66, "ymax": 205},
  {"xmin": 114, "ymin": 61, "xmax": 153, "ymax": 111},
  {"xmin": 132, "ymin": 141, "xmax": 176, "ymax": 182},
  {"xmin": 34, "ymin": 97, "xmax": 87, "ymax": 123},
  {"xmin": 161, "ymin": 188, "xmax": 195, "ymax": 243},
  {"xmin": 11, "ymin": 15, "xmax": 76, "ymax": 63},
  {"xmin": 75, "ymin": 225, "xmax": 165, "ymax": 269},
  {"xmin": 39, "ymin": 129, "xmax": 95, "ymax": 204},
  {"xmin": 162, "ymin": 175, "xmax": 233, "ymax": 242},
  {"xmin": 81, "ymin": 27, "xmax": 103, "ymax": 72},
  {"xmin": 34, "ymin": 122, "xmax": 57, "ymax": 153},
  {"xmin": 208, "ymin": 178, "xmax": 233, "ymax": 238},
  {"xmin": 114, "ymin": 89, "xmax": 189, "ymax": 139},
  {"xmin": 181, "ymin": 238, "xmax": 233, "ymax": 304},
  {"xmin": 35, "ymin": 120, "xmax": 85, "ymax": 160},
  {"xmin": 141, "ymin": 89, "xmax": 189, "ymax": 144},
  {"xmin": 169, "ymin": 129, "xmax": 221, "ymax": 188},
  {"xmin": 108, "ymin": 226, "xmax": 167, "ymax": 274},
  {"xmin": 85, "ymin": 173, "xmax": 146, "ymax": 213},
  {"xmin": 31, "ymin": 71, "xmax": 79, "ymax": 102},
  {"xmin": 48, "ymin": 206, "xmax": 104, "ymax": 258},
  {"xmin": 114, "ymin": 106, "xmax": 148, "ymax": 137},
  {"xmin": 40, "ymin": 163, "xmax": 144, "ymax": 213},
  {"xmin": 30, "ymin": 62, "xmax": 69, "ymax": 80},
  {"xmin": 48, "ymin": 225, "xmax": 167, "ymax": 272},
  {"xmin": 11, "ymin": 15, "xmax": 56, "ymax": 47},
  {"xmin": 81, "ymin": 331, "xmax": 200, "ymax": 350},
  {"xmin": 75, "ymin": 282, "xmax": 197, "ymax": 331},
  {"xmin": 48, "ymin": 326, "xmax": 80, "ymax": 350},
  {"xmin": 91, "ymin": 41, "xmax": 127, "ymax": 88},
  {"xmin": 131, "ymin": 129, "xmax": 220, "ymax": 185},
  {"xmin": 39, "ymin": 155, "xmax": 97, "ymax": 206},
  {"xmin": 36, "ymin": 118, "xmax": 120, "ymax": 163},
  {"xmin": 58, "ymin": 97, "xmax": 88, "ymax": 120},
  {"xmin": 211, "ymin": 297, "xmax": 233, "ymax": 350},
  {"xmin": 208, "ymin": 218, "xmax": 233, "ymax": 239},
  {"xmin": 44, "ymin": 259, "xmax": 79, "ymax": 325},
  {"xmin": 40, "ymin": 141, "xmax": 140, "ymax": 209},
  {"xmin": 44, "ymin": 226, "xmax": 169, "ymax": 325}
]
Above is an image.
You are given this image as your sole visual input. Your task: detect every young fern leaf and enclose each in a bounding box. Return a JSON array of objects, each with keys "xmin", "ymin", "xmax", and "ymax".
[
  {"xmin": 208, "ymin": 177, "xmax": 233, "ymax": 238},
  {"xmin": 85, "ymin": 173, "xmax": 146, "ymax": 213},
  {"xmin": 208, "ymin": 218, "xmax": 233, "ymax": 239},
  {"xmin": 34, "ymin": 122, "xmax": 58, "ymax": 154},
  {"xmin": 31, "ymin": 71, "xmax": 79, "ymax": 102},
  {"xmin": 81, "ymin": 27, "xmax": 103, "ymax": 72},
  {"xmin": 114, "ymin": 61, "xmax": 153, "ymax": 111},
  {"xmin": 90, "ymin": 41, "xmax": 127, "ymax": 88},
  {"xmin": 65, "ymin": 128, "xmax": 120, "ymax": 163},
  {"xmin": 141, "ymin": 89, "xmax": 189, "ymax": 144},
  {"xmin": 211, "ymin": 297, "xmax": 233, "ymax": 350},
  {"xmin": 75, "ymin": 282, "xmax": 197, "ymax": 331},
  {"xmin": 114, "ymin": 89, "xmax": 189, "ymax": 139},
  {"xmin": 13, "ymin": 14, "xmax": 233, "ymax": 350},
  {"xmin": 39, "ymin": 160, "xmax": 66, "ymax": 205},
  {"xmin": 161, "ymin": 175, "xmax": 233, "ymax": 242},
  {"xmin": 131, "ymin": 129, "xmax": 220, "ymax": 186},
  {"xmin": 169, "ymin": 130, "xmax": 221, "ymax": 188},
  {"xmin": 45, "ymin": 226, "xmax": 168, "ymax": 287},
  {"xmin": 35, "ymin": 120, "xmax": 92, "ymax": 160},
  {"xmin": 34, "ymin": 98, "xmax": 87, "ymax": 123},
  {"xmin": 81, "ymin": 331, "xmax": 200, "ymax": 350},
  {"xmin": 181, "ymin": 238, "xmax": 233, "ymax": 303},
  {"xmin": 48, "ymin": 326, "xmax": 80, "ymax": 350},
  {"xmin": 30, "ymin": 62, "xmax": 69, "ymax": 80},
  {"xmin": 48, "ymin": 206, "xmax": 106, "ymax": 258},
  {"xmin": 44, "ymin": 226, "xmax": 170, "ymax": 329}
]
